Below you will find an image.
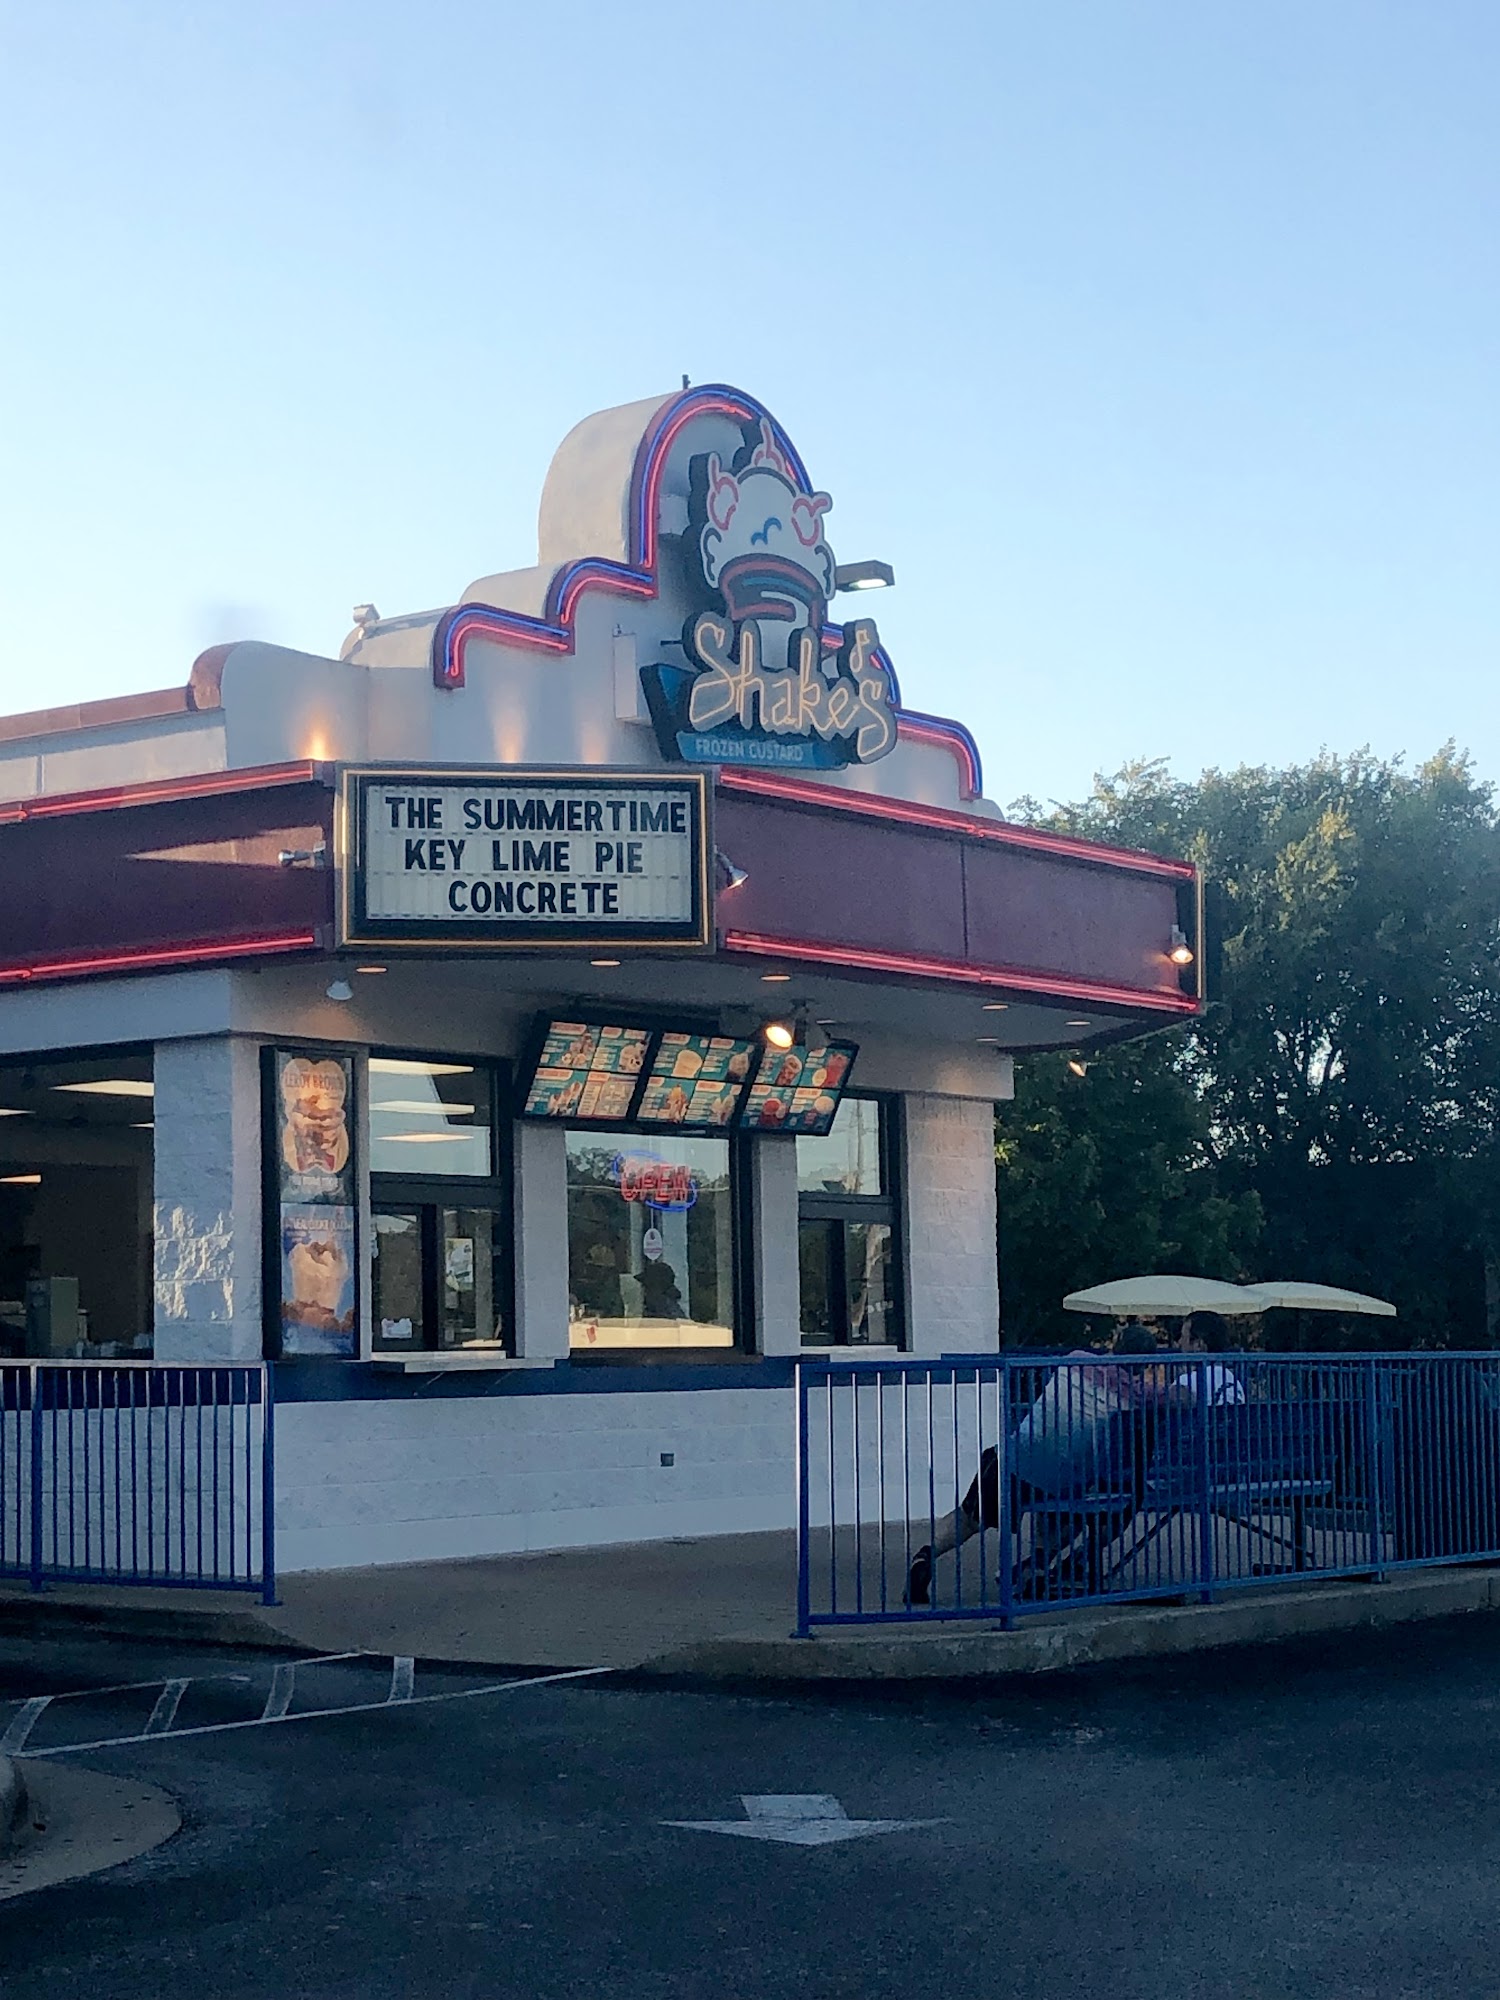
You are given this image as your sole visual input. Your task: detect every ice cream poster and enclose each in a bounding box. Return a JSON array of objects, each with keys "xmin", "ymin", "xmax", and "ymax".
[
  {"xmin": 280, "ymin": 1203, "xmax": 357, "ymax": 1356},
  {"xmin": 275, "ymin": 1051, "xmax": 353, "ymax": 1204}
]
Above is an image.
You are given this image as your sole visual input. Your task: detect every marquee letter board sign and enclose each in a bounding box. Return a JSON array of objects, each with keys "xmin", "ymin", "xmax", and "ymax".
[{"xmin": 338, "ymin": 767, "xmax": 710, "ymax": 951}]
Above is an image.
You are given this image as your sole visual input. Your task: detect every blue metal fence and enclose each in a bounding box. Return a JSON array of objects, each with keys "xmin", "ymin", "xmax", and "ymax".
[
  {"xmin": 795, "ymin": 1353, "xmax": 1500, "ymax": 1634},
  {"xmin": 0, "ymin": 1362, "xmax": 275, "ymax": 1604}
]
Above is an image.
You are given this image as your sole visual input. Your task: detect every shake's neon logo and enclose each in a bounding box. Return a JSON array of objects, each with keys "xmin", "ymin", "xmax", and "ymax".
[
  {"xmin": 611, "ymin": 1152, "xmax": 698, "ymax": 1212},
  {"xmin": 642, "ymin": 421, "xmax": 897, "ymax": 774}
]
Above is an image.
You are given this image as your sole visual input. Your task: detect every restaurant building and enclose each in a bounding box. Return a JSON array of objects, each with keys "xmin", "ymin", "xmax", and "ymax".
[{"xmin": 0, "ymin": 383, "xmax": 1200, "ymax": 1570}]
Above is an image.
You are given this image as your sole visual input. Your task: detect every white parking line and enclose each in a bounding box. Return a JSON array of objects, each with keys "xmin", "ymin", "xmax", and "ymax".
[
  {"xmin": 18, "ymin": 1665, "xmax": 614, "ymax": 1758},
  {"xmin": 0, "ymin": 1696, "xmax": 52, "ymax": 1755},
  {"xmin": 260, "ymin": 1663, "xmax": 297, "ymax": 1722},
  {"xmin": 388, "ymin": 1656, "xmax": 415, "ymax": 1704},
  {"xmin": 143, "ymin": 1679, "xmax": 189, "ymax": 1736}
]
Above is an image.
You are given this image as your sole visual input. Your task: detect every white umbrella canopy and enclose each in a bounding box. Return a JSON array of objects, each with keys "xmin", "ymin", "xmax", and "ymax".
[
  {"xmin": 1062, "ymin": 1275, "xmax": 1264, "ymax": 1319},
  {"xmin": 1242, "ymin": 1281, "xmax": 1397, "ymax": 1318}
]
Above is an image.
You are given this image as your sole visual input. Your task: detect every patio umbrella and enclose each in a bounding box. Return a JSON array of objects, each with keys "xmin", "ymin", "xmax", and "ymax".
[
  {"xmin": 1061, "ymin": 1275, "xmax": 1264, "ymax": 1318},
  {"xmin": 1241, "ymin": 1281, "xmax": 1397, "ymax": 1318}
]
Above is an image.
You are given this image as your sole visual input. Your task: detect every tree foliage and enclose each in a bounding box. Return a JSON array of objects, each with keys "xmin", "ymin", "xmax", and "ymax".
[{"xmin": 999, "ymin": 749, "xmax": 1500, "ymax": 1348}]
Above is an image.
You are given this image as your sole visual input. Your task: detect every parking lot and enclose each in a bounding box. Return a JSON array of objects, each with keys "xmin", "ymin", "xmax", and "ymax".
[{"xmin": 4, "ymin": 1617, "xmax": 1500, "ymax": 1998}]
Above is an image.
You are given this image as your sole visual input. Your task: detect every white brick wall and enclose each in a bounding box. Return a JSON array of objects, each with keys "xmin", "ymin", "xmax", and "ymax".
[
  {"xmin": 153, "ymin": 1037, "xmax": 264, "ymax": 1362},
  {"xmin": 274, "ymin": 1385, "xmax": 797, "ymax": 1571},
  {"xmin": 903, "ymin": 1094, "xmax": 999, "ymax": 1355}
]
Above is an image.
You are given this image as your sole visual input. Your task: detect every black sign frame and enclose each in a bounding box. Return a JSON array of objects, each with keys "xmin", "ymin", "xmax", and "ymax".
[{"xmin": 338, "ymin": 766, "xmax": 712, "ymax": 953}]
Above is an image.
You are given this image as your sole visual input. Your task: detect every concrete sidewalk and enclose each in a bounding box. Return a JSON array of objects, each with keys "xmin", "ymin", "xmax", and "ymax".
[{"xmin": 5, "ymin": 1534, "xmax": 1500, "ymax": 1679}]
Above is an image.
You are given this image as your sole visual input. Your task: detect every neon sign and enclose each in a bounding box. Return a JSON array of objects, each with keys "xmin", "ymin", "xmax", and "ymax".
[
  {"xmin": 641, "ymin": 419, "xmax": 898, "ymax": 775},
  {"xmin": 611, "ymin": 1153, "xmax": 698, "ymax": 1213}
]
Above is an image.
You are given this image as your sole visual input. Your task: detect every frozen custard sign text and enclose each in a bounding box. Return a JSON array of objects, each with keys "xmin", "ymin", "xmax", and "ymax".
[{"xmin": 341, "ymin": 770, "xmax": 709, "ymax": 949}]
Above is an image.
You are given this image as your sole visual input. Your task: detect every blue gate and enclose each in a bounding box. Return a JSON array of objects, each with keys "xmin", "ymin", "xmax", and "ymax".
[{"xmin": 0, "ymin": 1362, "xmax": 275, "ymax": 1604}]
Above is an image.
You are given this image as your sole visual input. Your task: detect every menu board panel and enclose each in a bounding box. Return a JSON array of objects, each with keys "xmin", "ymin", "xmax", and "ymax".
[
  {"xmin": 738, "ymin": 1041, "xmax": 858, "ymax": 1137},
  {"xmin": 635, "ymin": 1032, "xmax": 755, "ymax": 1130},
  {"xmin": 522, "ymin": 1021, "xmax": 649, "ymax": 1122}
]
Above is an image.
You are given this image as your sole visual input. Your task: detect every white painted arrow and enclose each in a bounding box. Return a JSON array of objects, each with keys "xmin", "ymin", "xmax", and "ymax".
[{"xmin": 665, "ymin": 1794, "xmax": 944, "ymax": 1846}]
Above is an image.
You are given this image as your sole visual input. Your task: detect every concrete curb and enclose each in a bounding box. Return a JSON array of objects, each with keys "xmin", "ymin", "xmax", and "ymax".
[
  {"xmin": 0, "ymin": 1755, "xmax": 30, "ymax": 1858},
  {"xmin": 0, "ymin": 1593, "xmax": 301, "ymax": 1655},
  {"xmin": 637, "ymin": 1568, "xmax": 1500, "ymax": 1682}
]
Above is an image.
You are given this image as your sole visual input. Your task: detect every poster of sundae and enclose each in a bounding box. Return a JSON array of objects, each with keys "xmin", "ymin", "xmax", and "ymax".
[
  {"xmin": 275, "ymin": 1051, "xmax": 353, "ymax": 1205},
  {"xmin": 280, "ymin": 1204, "xmax": 357, "ymax": 1356},
  {"xmin": 739, "ymin": 1040, "xmax": 858, "ymax": 1137},
  {"xmin": 266, "ymin": 1048, "xmax": 359, "ymax": 1357}
]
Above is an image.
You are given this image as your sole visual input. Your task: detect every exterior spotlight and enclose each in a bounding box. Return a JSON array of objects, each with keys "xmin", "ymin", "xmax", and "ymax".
[
  {"xmin": 1169, "ymin": 924, "xmax": 1195, "ymax": 967},
  {"xmin": 763, "ymin": 1021, "xmax": 796, "ymax": 1051},
  {"xmin": 1066, "ymin": 1059, "xmax": 1088, "ymax": 1079},
  {"xmin": 352, "ymin": 603, "xmax": 380, "ymax": 628},
  {"xmin": 325, "ymin": 979, "xmax": 354, "ymax": 1003},
  {"xmin": 715, "ymin": 848, "xmax": 749, "ymax": 891},
  {"xmin": 278, "ymin": 843, "xmax": 328, "ymax": 868},
  {"xmin": 833, "ymin": 560, "xmax": 895, "ymax": 594}
]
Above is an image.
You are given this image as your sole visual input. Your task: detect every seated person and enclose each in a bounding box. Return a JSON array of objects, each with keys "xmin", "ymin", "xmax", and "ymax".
[{"xmin": 905, "ymin": 1330, "xmax": 1159, "ymax": 1606}]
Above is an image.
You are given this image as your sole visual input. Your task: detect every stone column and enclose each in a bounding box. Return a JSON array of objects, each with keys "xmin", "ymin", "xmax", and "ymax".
[
  {"xmin": 747, "ymin": 1137, "xmax": 801, "ymax": 1355},
  {"xmin": 901, "ymin": 1094, "xmax": 999, "ymax": 1357},
  {"xmin": 152, "ymin": 1037, "xmax": 264, "ymax": 1362},
  {"xmin": 512, "ymin": 1120, "xmax": 570, "ymax": 1360}
]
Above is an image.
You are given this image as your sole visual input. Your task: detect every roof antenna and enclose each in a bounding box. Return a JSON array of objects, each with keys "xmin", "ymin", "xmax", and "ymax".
[{"xmin": 681, "ymin": 374, "xmax": 690, "ymax": 390}]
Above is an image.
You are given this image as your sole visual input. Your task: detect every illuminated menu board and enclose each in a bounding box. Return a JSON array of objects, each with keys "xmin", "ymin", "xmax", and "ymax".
[
  {"xmin": 739, "ymin": 1041, "xmax": 858, "ymax": 1137},
  {"xmin": 635, "ymin": 1033, "xmax": 755, "ymax": 1130},
  {"xmin": 522, "ymin": 1021, "xmax": 649, "ymax": 1122}
]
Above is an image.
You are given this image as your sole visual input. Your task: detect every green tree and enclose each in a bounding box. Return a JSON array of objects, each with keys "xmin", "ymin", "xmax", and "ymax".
[{"xmin": 1000, "ymin": 748, "xmax": 1500, "ymax": 1346}]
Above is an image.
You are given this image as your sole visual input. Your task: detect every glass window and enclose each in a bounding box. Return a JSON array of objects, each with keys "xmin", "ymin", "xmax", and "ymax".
[
  {"xmin": 796, "ymin": 1097, "xmax": 901, "ymax": 1348},
  {"xmin": 371, "ymin": 1204, "xmax": 508, "ymax": 1353},
  {"xmin": 368, "ymin": 1056, "xmax": 492, "ymax": 1177},
  {"xmin": 566, "ymin": 1132, "xmax": 735, "ymax": 1350},
  {"xmin": 0, "ymin": 1049, "xmax": 154, "ymax": 1359},
  {"xmin": 796, "ymin": 1097, "xmax": 884, "ymax": 1196}
]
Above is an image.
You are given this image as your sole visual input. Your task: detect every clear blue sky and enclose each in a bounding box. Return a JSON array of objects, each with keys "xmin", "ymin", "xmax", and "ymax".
[{"xmin": 2, "ymin": 1, "xmax": 1495, "ymax": 810}]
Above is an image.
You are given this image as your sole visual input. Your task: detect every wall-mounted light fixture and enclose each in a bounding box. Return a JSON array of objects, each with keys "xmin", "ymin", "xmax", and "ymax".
[
  {"xmin": 833, "ymin": 560, "xmax": 895, "ymax": 594},
  {"xmin": 763, "ymin": 1020, "xmax": 796, "ymax": 1051},
  {"xmin": 279, "ymin": 843, "xmax": 328, "ymax": 869},
  {"xmin": 715, "ymin": 848, "xmax": 749, "ymax": 891},
  {"xmin": 1169, "ymin": 924, "xmax": 1195, "ymax": 967}
]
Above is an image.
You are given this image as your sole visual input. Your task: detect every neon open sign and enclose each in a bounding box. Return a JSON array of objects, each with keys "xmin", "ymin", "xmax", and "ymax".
[{"xmin": 611, "ymin": 1153, "xmax": 698, "ymax": 1213}]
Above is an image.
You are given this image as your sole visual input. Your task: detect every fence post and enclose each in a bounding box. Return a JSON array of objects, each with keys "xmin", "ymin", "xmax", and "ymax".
[
  {"xmin": 1364, "ymin": 1356, "xmax": 1386, "ymax": 1581},
  {"xmin": 28, "ymin": 1364, "xmax": 44, "ymax": 1593},
  {"xmin": 997, "ymin": 1359, "xmax": 1014, "ymax": 1630},
  {"xmin": 259, "ymin": 1364, "xmax": 278, "ymax": 1607},
  {"xmin": 794, "ymin": 1362, "xmax": 811, "ymax": 1638},
  {"xmin": 1195, "ymin": 1360, "xmax": 1214, "ymax": 1603}
]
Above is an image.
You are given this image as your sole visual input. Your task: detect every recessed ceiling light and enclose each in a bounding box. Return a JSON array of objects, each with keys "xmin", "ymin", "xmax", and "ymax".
[
  {"xmin": 982, "ymin": 1003, "xmax": 1009, "ymax": 1012},
  {"xmin": 131, "ymin": 1121, "xmax": 154, "ymax": 1130},
  {"xmin": 1065, "ymin": 1019, "xmax": 1091, "ymax": 1028},
  {"xmin": 55, "ymin": 1079, "xmax": 155, "ymax": 1098},
  {"xmin": 372, "ymin": 1101, "xmax": 476, "ymax": 1117},
  {"xmin": 977, "ymin": 1037, "xmax": 1004, "ymax": 1046},
  {"xmin": 369, "ymin": 1059, "xmax": 472, "ymax": 1076},
  {"xmin": 0, "ymin": 1109, "xmax": 29, "ymax": 1118},
  {"xmin": 590, "ymin": 959, "xmax": 621, "ymax": 968},
  {"xmin": 382, "ymin": 1132, "xmax": 472, "ymax": 1144},
  {"xmin": 355, "ymin": 965, "xmax": 388, "ymax": 975},
  {"xmin": 0, "ymin": 1173, "xmax": 40, "ymax": 1185},
  {"xmin": 761, "ymin": 973, "xmax": 791, "ymax": 983}
]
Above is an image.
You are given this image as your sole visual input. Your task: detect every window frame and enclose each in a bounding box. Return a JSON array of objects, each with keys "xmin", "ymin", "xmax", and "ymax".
[
  {"xmin": 562, "ymin": 1124, "xmax": 748, "ymax": 1359},
  {"xmin": 369, "ymin": 1051, "xmax": 514, "ymax": 1356},
  {"xmin": 796, "ymin": 1094, "xmax": 905, "ymax": 1350}
]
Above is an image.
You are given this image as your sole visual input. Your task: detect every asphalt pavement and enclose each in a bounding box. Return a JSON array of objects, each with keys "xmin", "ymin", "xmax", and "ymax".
[{"xmin": 5, "ymin": 1617, "xmax": 1500, "ymax": 1998}]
